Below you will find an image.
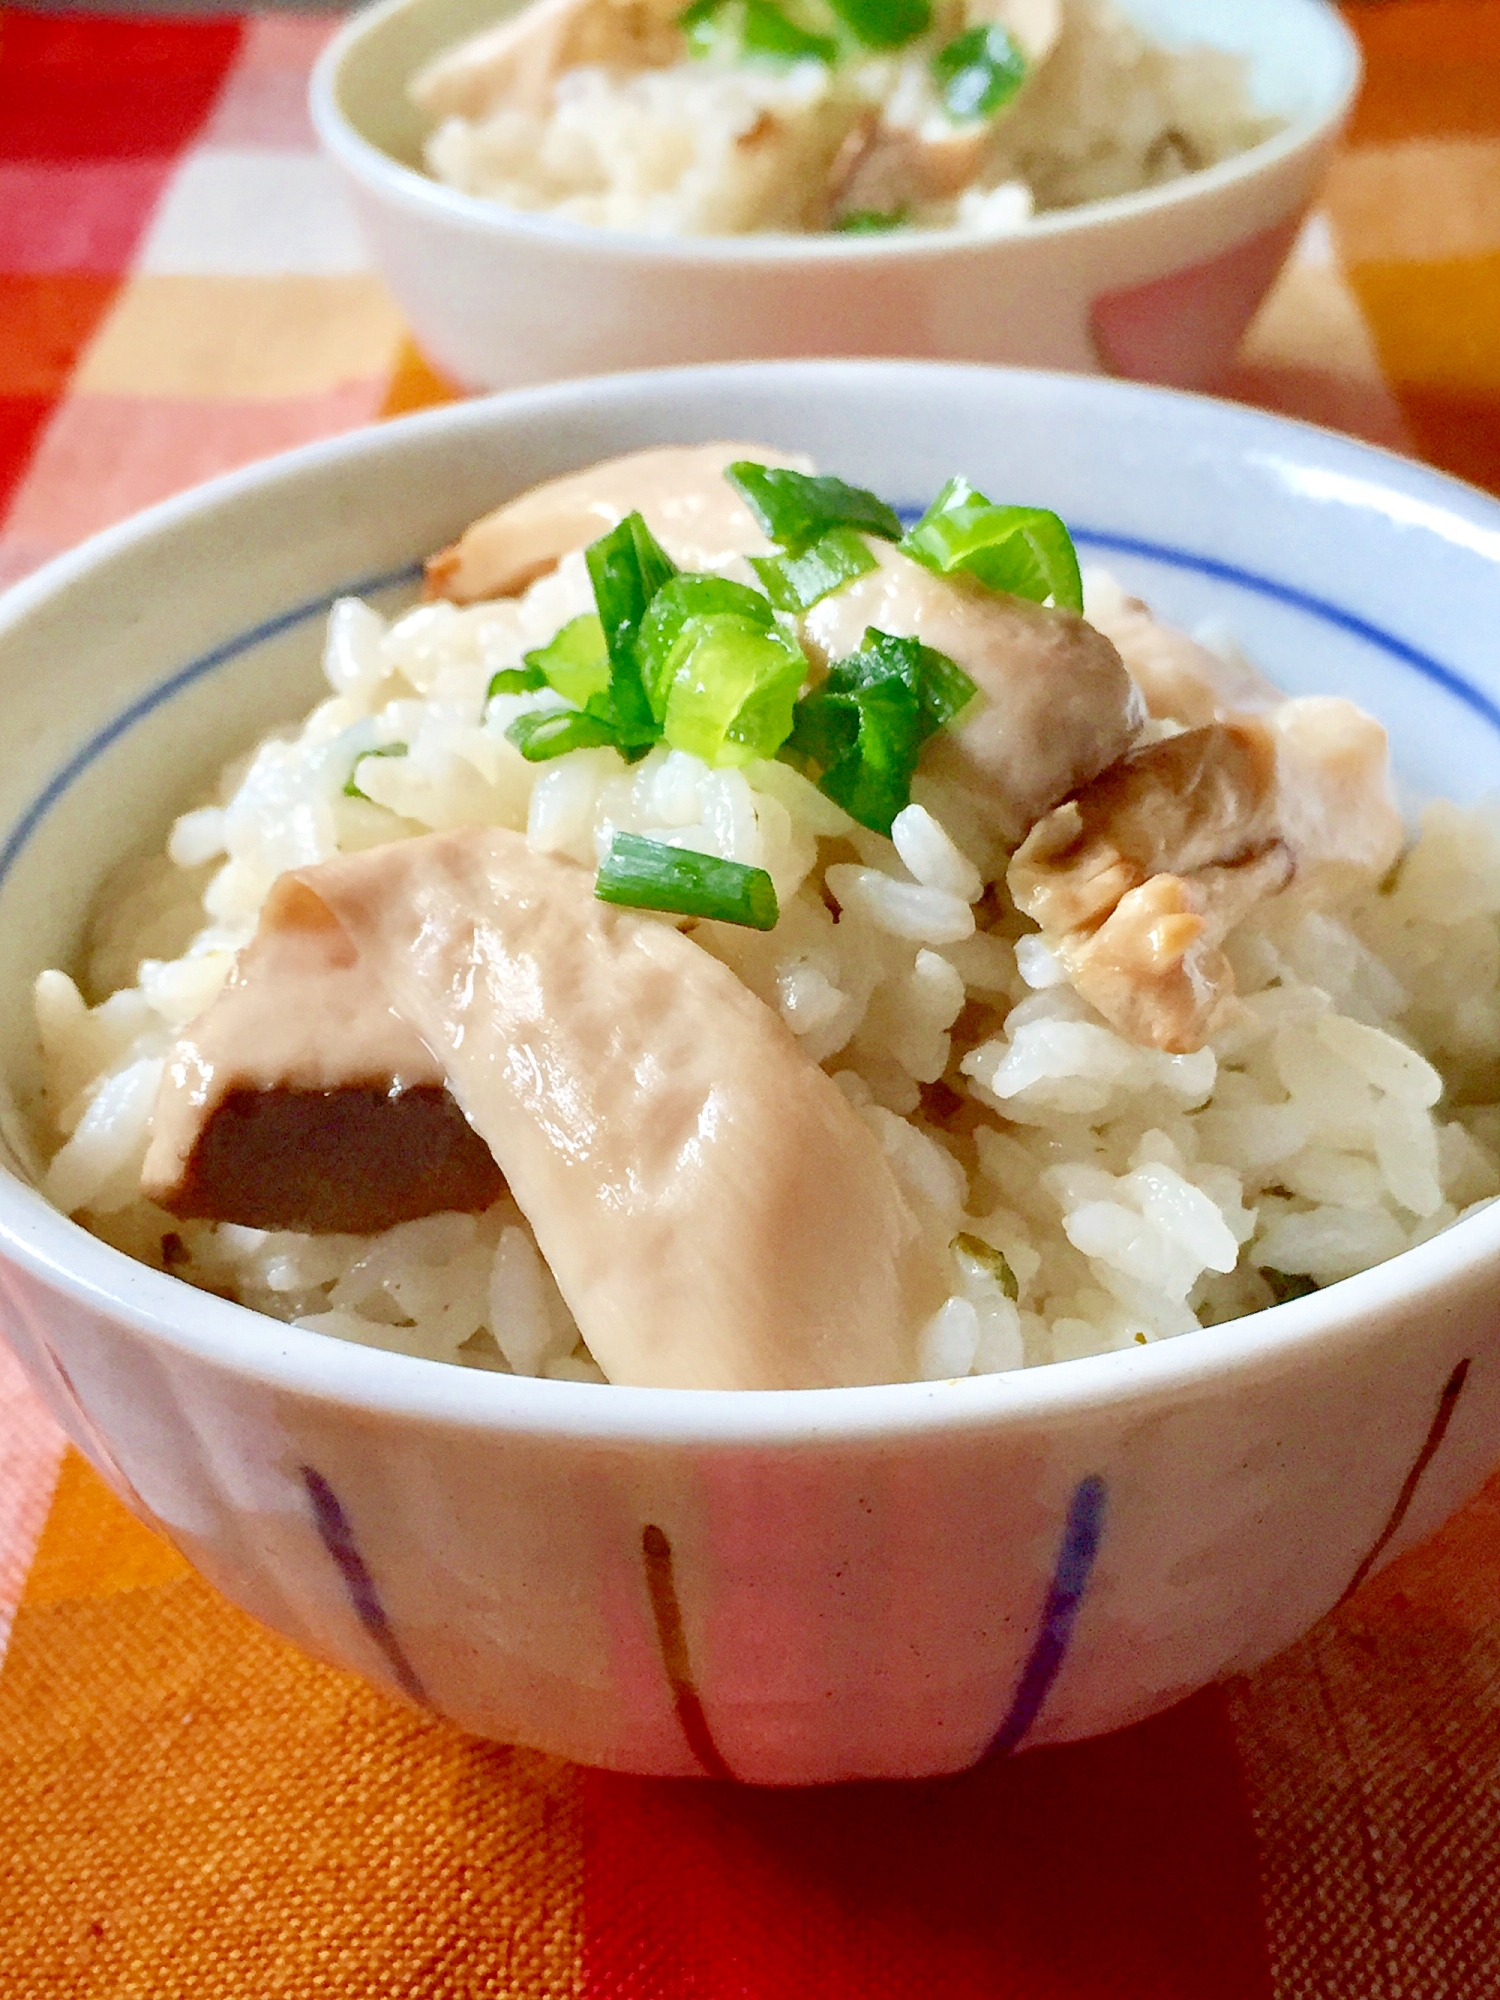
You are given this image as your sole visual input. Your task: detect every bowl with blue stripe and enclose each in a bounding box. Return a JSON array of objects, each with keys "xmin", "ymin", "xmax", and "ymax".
[{"xmin": 1, "ymin": 361, "xmax": 1498, "ymax": 1781}]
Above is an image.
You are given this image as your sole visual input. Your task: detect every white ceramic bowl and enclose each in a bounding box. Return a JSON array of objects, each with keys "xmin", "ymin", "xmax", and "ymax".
[
  {"xmin": 3, "ymin": 362, "xmax": 1500, "ymax": 1785},
  {"xmin": 311, "ymin": 0, "xmax": 1358, "ymax": 392}
]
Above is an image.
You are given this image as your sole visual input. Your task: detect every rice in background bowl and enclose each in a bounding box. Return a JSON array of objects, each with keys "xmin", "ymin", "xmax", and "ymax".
[
  {"xmin": 311, "ymin": 0, "xmax": 1358, "ymax": 388},
  {"xmin": 2, "ymin": 364, "xmax": 1499, "ymax": 1781},
  {"xmin": 414, "ymin": 0, "xmax": 1280, "ymax": 237}
]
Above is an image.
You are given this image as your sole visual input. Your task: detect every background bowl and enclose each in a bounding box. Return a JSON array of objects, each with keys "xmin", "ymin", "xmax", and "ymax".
[
  {"xmin": 311, "ymin": 0, "xmax": 1359, "ymax": 392},
  {"xmin": 3, "ymin": 362, "xmax": 1500, "ymax": 1784}
]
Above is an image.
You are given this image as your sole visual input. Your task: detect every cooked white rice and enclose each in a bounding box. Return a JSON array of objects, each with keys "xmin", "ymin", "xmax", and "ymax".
[
  {"xmin": 422, "ymin": 0, "xmax": 1279, "ymax": 236},
  {"xmin": 32, "ymin": 552, "xmax": 1500, "ymax": 1384}
]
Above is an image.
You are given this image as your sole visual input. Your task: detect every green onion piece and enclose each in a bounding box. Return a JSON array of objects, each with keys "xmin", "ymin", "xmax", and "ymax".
[
  {"xmin": 596, "ymin": 833, "xmax": 780, "ymax": 930},
  {"xmin": 915, "ymin": 640, "xmax": 980, "ymax": 735},
  {"xmin": 783, "ymin": 633, "xmax": 922, "ymax": 834},
  {"xmin": 741, "ymin": 0, "xmax": 838, "ymax": 63},
  {"xmin": 342, "ymin": 742, "xmax": 407, "ymax": 799},
  {"xmin": 520, "ymin": 613, "xmax": 609, "ymax": 707},
  {"xmin": 678, "ymin": 0, "xmax": 835, "ymax": 60},
  {"xmin": 750, "ymin": 524, "xmax": 877, "ymax": 611},
  {"xmin": 486, "ymin": 664, "xmax": 548, "ymax": 699},
  {"xmin": 901, "ymin": 477, "xmax": 1083, "ymax": 612},
  {"xmin": 505, "ymin": 709, "xmax": 626, "ymax": 763},
  {"xmin": 726, "ymin": 461, "xmax": 902, "ymax": 554},
  {"xmin": 953, "ymin": 1232, "xmax": 1019, "ymax": 1299},
  {"xmin": 586, "ymin": 512, "xmax": 677, "ymax": 745},
  {"xmin": 931, "ymin": 22, "xmax": 1027, "ymax": 123},
  {"xmin": 825, "ymin": 0, "xmax": 929, "ymax": 50},
  {"xmin": 635, "ymin": 574, "xmax": 774, "ymax": 721},
  {"xmin": 678, "ymin": 0, "xmax": 722, "ymax": 52},
  {"xmin": 833, "ymin": 207, "xmax": 908, "ymax": 234},
  {"xmin": 661, "ymin": 616, "xmax": 807, "ymax": 767},
  {"xmin": 781, "ymin": 627, "xmax": 976, "ymax": 834},
  {"xmin": 829, "ymin": 626, "xmax": 977, "ymax": 729},
  {"xmin": 780, "ymin": 678, "xmax": 858, "ymax": 775},
  {"xmin": 811, "ymin": 675, "xmax": 921, "ymax": 833}
]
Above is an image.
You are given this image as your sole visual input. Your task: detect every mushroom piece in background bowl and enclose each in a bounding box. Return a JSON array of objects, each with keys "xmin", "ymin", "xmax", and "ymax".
[
  {"xmin": 3, "ymin": 361, "xmax": 1500, "ymax": 1783},
  {"xmin": 310, "ymin": 0, "xmax": 1359, "ymax": 391}
]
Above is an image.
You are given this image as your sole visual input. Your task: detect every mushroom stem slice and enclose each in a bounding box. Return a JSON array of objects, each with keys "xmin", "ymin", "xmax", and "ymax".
[
  {"xmin": 425, "ymin": 441, "xmax": 809, "ymax": 603},
  {"xmin": 302, "ymin": 827, "xmax": 947, "ymax": 1389}
]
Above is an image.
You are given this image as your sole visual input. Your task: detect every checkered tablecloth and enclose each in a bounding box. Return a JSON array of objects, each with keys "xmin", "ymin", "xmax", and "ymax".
[{"xmin": 2, "ymin": 4, "xmax": 1500, "ymax": 1992}]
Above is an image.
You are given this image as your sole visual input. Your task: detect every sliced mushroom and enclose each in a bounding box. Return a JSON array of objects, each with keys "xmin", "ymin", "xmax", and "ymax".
[
  {"xmin": 1008, "ymin": 700, "xmax": 1404, "ymax": 1052},
  {"xmin": 410, "ymin": 0, "xmax": 683, "ymax": 123},
  {"xmin": 142, "ymin": 876, "xmax": 503, "ymax": 1233},
  {"xmin": 299, "ymin": 827, "xmax": 947, "ymax": 1389},
  {"xmin": 800, "ymin": 538, "xmax": 1145, "ymax": 845},
  {"xmin": 829, "ymin": 0, "xmax": 1061, "ymax": 220},
  {"xmin": 1267, "ymin": 695, "xmax": 1406, "ymax": 885},
  {"xmin": 426, "ymin": 441, "xmax": 808, "ymax": 602},
  {"xmin": 1086, "ymin": 588, "xmax": 1282, "ymax": 729}
]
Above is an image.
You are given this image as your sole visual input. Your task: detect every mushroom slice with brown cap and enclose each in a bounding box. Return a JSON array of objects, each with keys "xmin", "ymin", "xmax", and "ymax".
[
  {"xmin": 1008, "ymin": 699, "xmax": 1404, "ymax": 1053},
  {"xmin": 142, "ymin": 876, "xmax": 504, "ymax": 1234},
  {"xmin": 426, "ymin": 442, "xmax": 809, "ymax": 603},
  {"xmin": 410, "ymin": 0, "xmax": 685, "ymax": 124},
  {"xmin": 800, "ymin": 538, "xmax": 1145, "ymax": 846},
  {"xmin": 285, "ymin": 828, "xmax": 947, "ymax": 1389}
]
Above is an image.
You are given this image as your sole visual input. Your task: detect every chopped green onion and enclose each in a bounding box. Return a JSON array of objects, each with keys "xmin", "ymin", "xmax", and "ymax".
[
  {"xmin": 780, "ymin": 672, "xmax": 859, "ymax": 775},
  {"xmin": 833, "ymin": 207, "xmax": 908, "ymax": 234},
  {"xmin": 486, "ymin": 664, "xmax": 548, "ymax": 700},
  {"xmin": 807, "ymin": 673, "xmax": 921, "ymax": 834},
  {"xmin": 901, "ymin": 477, "xmax": 1084, "ymax": 613},
  {"xmin": 505, "ymin": 709, "xmax": 626, "ymax": 763},
  {"xmin": 742, "ymin": 0, "xmax": 838, "ymax": 62},
  {"xmin": 661, "ymin": 616, "xmax": 807, "ymax": 767},
  {"xmin": 342, "ymin": 742, "xmax": 406, "ymax": 799},
  {"xmin": 520, "ymin": 613, "xmax": 609, "ymax": 707},
  {"xmin": 953, "ymin": 1232, "xmax": 1019, "ymax": 1298},
  {"xmin": 726, "ymin": 461, "xmax": 902, "ymax": 553},
  {"xmin": 586, "ymin": 512, "xmax": 677, "ymax": 747},
  {"xmin": 678, "ymin": 0, "xmax": 722, "ymax": 52},
  {"xmin": 781, "ymin": 627, "xmax": 977, "ymax": 834},
  {"xmin": 751, "ymin": 524, "xmax": 878, "ymax": 611},
  {"xmin": 635, "ymin": 574, "xmax": 775, "ymax": 720},
  {"xmin": 830, "ymin": 627, "xmax": 977, "ymax": 728},
  {"xmin": 915, "ymin": 640, "xmax": 980, "ymax": 735},
  {"xmin": 825, "ymin": 0, "xmax": 929, "ymax": 50},
  {"xmin": 931, "ymin": 22, "xmax": 1027, "ymax": 123},
  {"xmin": 596, "ymin": 833, "xmax": 780, "ymax": 930},
  {"xmin": 679, "ymin": 0, "xmax": 836, "ymax": 61}
]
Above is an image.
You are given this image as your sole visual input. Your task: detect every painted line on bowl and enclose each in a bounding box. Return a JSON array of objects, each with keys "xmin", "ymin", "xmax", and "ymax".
[
  {"xmin": 1072, "ymin": 528, "xmax": 1500, "ymax": 734},
  {"xmin": 301, "ymin": 1463, "xmax": 429, "ymax": 1707},
  {"xmin": 978, "ymin": 1472, "xmax": 1107, "ymax": 1763},
  {"xmin": 0, "ymin": 562, "xmax": 423, "ymax": 897},
  {"xmin": 641, "ymin": 1522, "xmax": 735, "ymax": 1781},
  {"xmin": 1336, "ymin": 1355, "xmax": 1471, "ymax": 1608},
  {"xmin": 33, "ymin": 1339, "xmax": 167, "ymax": 1540}
]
